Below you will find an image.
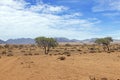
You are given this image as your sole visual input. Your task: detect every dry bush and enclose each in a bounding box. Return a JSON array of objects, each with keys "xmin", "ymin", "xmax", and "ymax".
[
  {"xmin": 24, "ymin": 53, "xmax": 28, "ymax": 56},
  {"xmin": 55, "ymin": 50, "xmax": 60, "ymax": 52},
  {"xmin": 66, "ymin": 54, "xmax": 71, "ymax": 57},
  {"xmin": 63, "ymin": 51, "xmax": 70, "ymax": 55},
  {"xmin": 7, "ymin": 53, "xmax": 13, "ymax": 57},
  {"xmin": 2, "ymin": 51, "xmax": 6, "ymax": 55},
  {"xmin": 21, "ymin": 50, "xmax": 26, "ymax": 53},
  {"xmin": 57, "ymin": 56, "xmax": 66, "ymax": 60},
  {"xmin": 88, "ymin": 47, "xmax": 93, "ymax": 50},
  {"xmin": 89, "ymin": 75, "xmax": 96, "ymax": 80},
  {"xmin": 49, "ymin": 54, "xmax": 52, "ymax": 56},
  {"xmin": 65, "ymin": 43, "xmax": 71, "ymax": 46},
  {"xmin": 107, "ymin": 51, "xmax": 111, "ymax": 53},
  {"xmin": 101, "ymin": 77, "xmax": 108, "ymax": 80},
  {"xmin": 83, "ymin": 52, "xmax": 87, "ymax": 54},
  {"xmin": 12, "ymin": 45, "xmax": 19, "ymax": 48},
  {"xmin": 34, "ymin": 53, "xmax": 39, "ymax": 55},
  {"xmin": 77, "ymin": 49, "xmax": 82, "ymax": 51},
  {"xmin": 0, "ymin": 45, "xmax": 4, "ymax": 49},
  {"xmin": 8, "ymin": 50, "xmax": 12, "ymax": 52},
  {"xmin": 64, "ymin": 48, "xmax": 67, "ymax": 50},
  {"xmin": 28, "ymin": 53, "xmax": 32, "ymax": 56},
  {"xmin": 70, "ymin": 49, "xmax": 75, "ymax": 51},
  {"xmin": 79, "ymin": 53, "xmax": 82, "ymax": 54},
  {"xmin": 89, "ymin": 50, "xmax": 96, "ymax": 53},
  {"xmin": 4, "ymin": 44, "xmax": 10, "ymax": 48}
]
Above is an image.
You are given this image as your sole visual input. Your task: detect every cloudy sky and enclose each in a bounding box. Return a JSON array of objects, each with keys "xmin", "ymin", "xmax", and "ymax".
[{"xmin": 0, "ymin": 0, "xmax": 120, "ymax": 40}]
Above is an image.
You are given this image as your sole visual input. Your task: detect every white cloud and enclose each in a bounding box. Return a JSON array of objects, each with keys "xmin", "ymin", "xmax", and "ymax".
[
  {"xmin": 0, "ymin": 0, "xmax": 27, "ymax": 10},
  {"xmin": 0, "ymin": 0, "xmax": 100, "ymax": 40},
  {"xmin": 92, "ymin": 0, "xmax": 120, "ymax": 12},
  {"xmin": 102, "ymin": 12, "xmax": 120, "ymax": 17},
  {"xmin": 56, "ymin": 0, "xmax": 82, "ymax": 3},
  {"xmin": 29, "ymin": 4, "xmax": 68, "ymax": 14}
]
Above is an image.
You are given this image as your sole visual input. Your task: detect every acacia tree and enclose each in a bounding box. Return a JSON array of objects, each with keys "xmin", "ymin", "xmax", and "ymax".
[
  {"xmin": 95, "ymin": 37, "xmax": 113, "ymax": 51},
  {"xmin": 35, "ymin": 37, "xmax": 58, "ymax": 54}
]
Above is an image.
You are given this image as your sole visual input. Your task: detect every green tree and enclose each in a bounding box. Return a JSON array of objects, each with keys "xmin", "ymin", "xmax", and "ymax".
[
  {"xmin": 95, "ymin": 37, "xmax": 113, "ymax": 51},
  {"xmin": 35, "ymin": 37, "xmax": 58, "ymax": 54}
]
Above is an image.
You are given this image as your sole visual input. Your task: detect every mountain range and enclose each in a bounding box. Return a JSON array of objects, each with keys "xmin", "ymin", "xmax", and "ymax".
[{"xmin": 0, "ymin": 37, "xmax": 120, "ymax": 44}]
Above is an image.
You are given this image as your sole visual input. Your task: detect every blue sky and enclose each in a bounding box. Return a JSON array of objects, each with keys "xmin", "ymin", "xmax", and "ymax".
[{"xmin": 0, "ymin": 0, "xmax": 120, "ymax": 40}]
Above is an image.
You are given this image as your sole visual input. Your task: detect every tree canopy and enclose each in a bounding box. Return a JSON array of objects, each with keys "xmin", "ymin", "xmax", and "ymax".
[
  {"xmin": 95, "ymin": 37, "xmax": 113, "ymax": 51},
  {"xmin": 35, "ymin": 37, "xmax": 58, "ymax": 54}
]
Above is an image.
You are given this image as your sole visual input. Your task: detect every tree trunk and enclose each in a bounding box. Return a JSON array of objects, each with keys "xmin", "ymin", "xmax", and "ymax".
[
  {"xmin": 103, "ymin": 46, "xmax": 106, "ymax": 52},
  {"xmin": 106, "ymin": 45, "xmax": 110, "ymax": 51},
  {"xmin": 44, "ymin": 47, "xmax": 48, "ymax": 55},
  {"xmin": 47, "ymin": 47, "xmax": 50, "ymax": 54}
]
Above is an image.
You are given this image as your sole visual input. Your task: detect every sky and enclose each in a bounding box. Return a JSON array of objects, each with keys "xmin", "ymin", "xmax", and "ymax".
[{"xmin": 0, "ymin": 0, "xmax": 120, "ymax": 40}]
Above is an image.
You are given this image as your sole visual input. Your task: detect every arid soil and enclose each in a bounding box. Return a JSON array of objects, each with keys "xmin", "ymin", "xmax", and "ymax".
[
  {"xmin": 0, "ymin": 44, "xmax": 120, "ymax": 80},
  {"xmin": 0, "ymin": 53, "xmax": 120, "ymax": 80}
]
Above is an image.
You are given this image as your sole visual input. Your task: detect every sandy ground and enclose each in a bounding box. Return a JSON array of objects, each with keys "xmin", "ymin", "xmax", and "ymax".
[{"xmin": 0, "ymin": 53, "xmax": 120, "ymax": 80}]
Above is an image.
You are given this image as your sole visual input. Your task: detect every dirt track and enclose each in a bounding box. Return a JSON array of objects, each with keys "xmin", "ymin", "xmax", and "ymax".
[{"xmin": 0, "ymin": 53, "xmax": 120, "ymax": 80}]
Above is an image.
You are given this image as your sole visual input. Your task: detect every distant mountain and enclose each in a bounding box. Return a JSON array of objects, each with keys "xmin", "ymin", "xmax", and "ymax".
[
  {"xmin": 0, "ymin": 37, "xmax": 119, "ymax": 44},
  {"xmin": 6, "ymin": 38, "xmax": 35, "ymax": 44},
  {"xmin": 5, "ymin": 37, "xmax": 80, "ymax": 44},
  {"xmin": 113, "ymin": 39, "xmax": 120, "ymax": 43},
  {"xmin": 80, "ymin": 38, "xmax": 97, "ymax": 43},
  {"xmin": 0, "ymin": 39, "xmax": 6, "ymax": 44},
  {"xmin": 54, "ymin": 37, "xmax": 80, "ymax": 42}
]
